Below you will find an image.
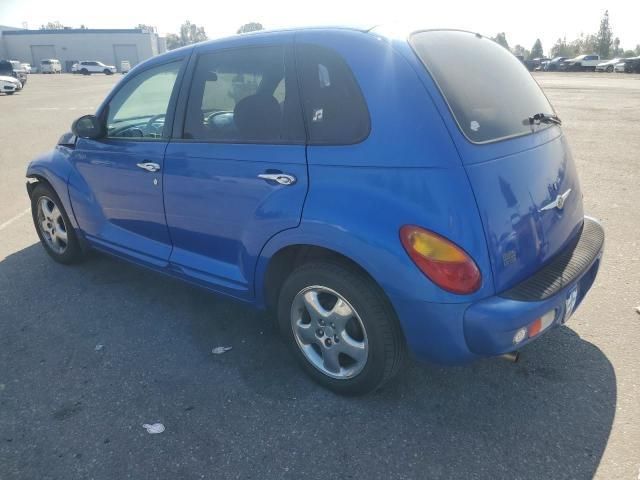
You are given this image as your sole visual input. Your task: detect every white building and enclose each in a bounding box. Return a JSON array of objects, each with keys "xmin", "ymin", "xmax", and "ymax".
[{"xmin": 0, "ymin": 27, "xmax": 167, "ymax": 72}]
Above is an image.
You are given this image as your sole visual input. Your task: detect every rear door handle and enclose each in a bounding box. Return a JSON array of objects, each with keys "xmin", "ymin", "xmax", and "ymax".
[
  {"xmin": 136, "ymin": 162, "xmax": 161, "ymax": 172},
  {"xmin": 258, "ymin": 173, "xmax": 297, "ymax": 185}
]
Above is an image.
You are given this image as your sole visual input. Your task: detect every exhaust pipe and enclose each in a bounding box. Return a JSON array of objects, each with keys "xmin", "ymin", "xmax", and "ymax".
[{"xmin": 500, "ymin": 351, "xmax": 520, "ymax": 363}]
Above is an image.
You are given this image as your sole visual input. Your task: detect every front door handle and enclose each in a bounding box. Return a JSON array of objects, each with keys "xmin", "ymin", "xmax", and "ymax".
[
  {"xmin": 136, "ymin": 162, "xmax": 161, "ymax": 173},
  {"xmin": 258, "ymin": 173, "xmax": 297, "ymax": 185}
]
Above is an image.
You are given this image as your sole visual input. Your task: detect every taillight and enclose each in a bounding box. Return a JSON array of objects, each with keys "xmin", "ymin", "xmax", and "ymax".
[{"xmin": 400, "ymin": 225, "xmax": 481, "ymax": 294}]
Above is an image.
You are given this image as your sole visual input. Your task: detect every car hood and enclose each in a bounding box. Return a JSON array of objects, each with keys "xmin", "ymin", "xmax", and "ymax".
[{"xmin": 0, "ymin": 75, "xmax": 19, "ymax": 84}]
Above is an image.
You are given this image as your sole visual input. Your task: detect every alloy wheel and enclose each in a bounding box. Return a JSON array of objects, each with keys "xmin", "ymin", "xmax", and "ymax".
[
  {"xmin": 290, "ymin": 285, "xmax": 369, "ymax": 379},
  {"xmin": 37, "ymin": 196, "xmax": 68, "ymax": 254}
]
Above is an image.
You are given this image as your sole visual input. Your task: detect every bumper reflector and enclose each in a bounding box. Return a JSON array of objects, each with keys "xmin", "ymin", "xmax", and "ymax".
[{"xmin": 528, "ymin": 310, "xmax": 556, "ymax": 339}]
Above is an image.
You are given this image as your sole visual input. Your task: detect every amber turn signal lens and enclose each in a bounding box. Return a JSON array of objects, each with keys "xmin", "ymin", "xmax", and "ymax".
[{"xmin": 400, "ymin": 225, "xmax": 481, "ymax": 294}]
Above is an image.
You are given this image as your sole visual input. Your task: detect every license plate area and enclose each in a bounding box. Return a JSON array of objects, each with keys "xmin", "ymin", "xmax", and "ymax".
[{"xmin": 563, "ymin": 285, "xmax": 579, "ymax": 323}]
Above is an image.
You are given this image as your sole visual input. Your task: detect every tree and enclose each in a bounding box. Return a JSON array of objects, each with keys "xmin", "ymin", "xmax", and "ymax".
[
  {"xmin": 166, "ymin": 33, "xmax": 182, "ymax": 50},
  {"xmin": 569, "ymin": 33, "xmax": 597, "ymax": 55},
  {"xmin": 492, "ymin": 32, "xmax": 510, "ymax": 50},
  {"xmin": 596, "ymin": 10, "xmax": 613, "ymax": 58},
  {"xmin": 166, "ymin": 21, "xmax": 208, "ymax": 50},
  {"xmin": 237, "ymin": 22, "xmax": 264, "ymax": 34},
  {"xmin": 180, "ymin": 21, "xmax": 207, "ymax": 45},
  {"xmin": 530, "ymin": 39, "xmax": 544, "ymax": 59},
  {"xmin": 512, "ymin": 44, "xmax": 530, "ymax": 59},
  {"xmin": 623, "ymin": 49, "xmax": 636, "ymax": 58},
  {"xmin": 612, "ymin": 37, "xmax": 621, "ymax": 57},
  {"xmin": 550, "ymin": 37, "xmax": 572, "ymax": 58},
  {"xmin": 136, "ymin": 24, "xmax": 157, "ymax": 33},
  {"xmin": 40, "ymin": 21, "xmax": 65, "ymax": 30}
]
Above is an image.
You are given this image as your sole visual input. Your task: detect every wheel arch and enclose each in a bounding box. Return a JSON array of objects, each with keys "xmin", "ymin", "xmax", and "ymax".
[
  {"xmin": 26, "ymin": 149, "xmax": 79, "ymax": 229},
  {"xmin": 261, "ymin": 243, "xmax": 384, "ymax": 315}
]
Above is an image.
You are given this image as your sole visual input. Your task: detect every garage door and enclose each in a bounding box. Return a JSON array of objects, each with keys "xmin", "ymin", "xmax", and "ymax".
[
  {"xmin": 31, "ymin": 45, "xmax": 56, "ymax": 68},
  {"xmin": 113, "ymin": 44, "xmax": 139, "ymax": 72}
]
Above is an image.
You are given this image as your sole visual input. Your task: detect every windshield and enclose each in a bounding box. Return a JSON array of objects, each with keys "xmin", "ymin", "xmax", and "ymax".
[{"xmin": 409, "ymin": 30, "xmax": 555, "ymax": 143}]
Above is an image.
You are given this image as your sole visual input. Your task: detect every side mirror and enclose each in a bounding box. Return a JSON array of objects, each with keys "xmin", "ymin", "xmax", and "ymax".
[{"xmin": 71, "ymin": 114, "xmax": 104, "ymax": 139}]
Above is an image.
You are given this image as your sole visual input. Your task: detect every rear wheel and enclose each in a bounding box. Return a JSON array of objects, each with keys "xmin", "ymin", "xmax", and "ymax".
[
  {"xmin": 31, "ymin": 183, "xmax": 84, "ymax": 264},
  {"xmin": 277, "ymin": 261, "xmax": 406, "ymax": 395},
  {"xmin": 103, "ymin": 69, "xmax": 113, "ymax": 75}
]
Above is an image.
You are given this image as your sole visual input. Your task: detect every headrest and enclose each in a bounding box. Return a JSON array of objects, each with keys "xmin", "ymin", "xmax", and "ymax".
[{"xmin": 233, "ymin": 94, "xmax": 281, "ymax": 141}]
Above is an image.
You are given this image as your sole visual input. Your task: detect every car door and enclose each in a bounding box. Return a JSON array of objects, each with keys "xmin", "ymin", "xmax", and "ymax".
[
  {"xmin": 69, "ymin": 57, "xmax": 186, "ymax": 267},
  {"xmin": 163, "ymin": 37, "xmax": 307, "ymax": 299}
]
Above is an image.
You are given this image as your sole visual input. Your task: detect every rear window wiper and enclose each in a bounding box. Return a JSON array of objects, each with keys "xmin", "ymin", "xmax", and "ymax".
[{"xmin": 528, "ymin": 113, "xmax": 562, "ymax": 126}]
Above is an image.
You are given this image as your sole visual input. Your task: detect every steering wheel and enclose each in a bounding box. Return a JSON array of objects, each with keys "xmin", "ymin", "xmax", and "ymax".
[
  {"xmin": 204, "ymin": 111, "xmax": 234, "ymax": 126},
  {"xmin": 145, "ymin": 114, "xmax": 166, "ymax": 135}
]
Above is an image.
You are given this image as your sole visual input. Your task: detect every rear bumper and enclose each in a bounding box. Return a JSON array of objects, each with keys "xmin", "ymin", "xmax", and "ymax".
[
  {"xmin": 464, "ymin": 216, "xmax": 604, "ymax": 356},
  {"xmin": 394, "ymin": 217, "xmax": 604, "ymax": 364}
]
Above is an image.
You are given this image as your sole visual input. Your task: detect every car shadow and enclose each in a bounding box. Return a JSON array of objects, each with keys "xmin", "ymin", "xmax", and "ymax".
[{"xmin": 0, "ymin": 243, "xmax": 615, "ymax": 480}]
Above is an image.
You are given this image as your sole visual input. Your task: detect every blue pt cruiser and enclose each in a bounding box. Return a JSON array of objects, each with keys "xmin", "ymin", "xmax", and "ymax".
[{"xmin": 27, "ymin": 27, "xmax": 604, "ymax": 394}]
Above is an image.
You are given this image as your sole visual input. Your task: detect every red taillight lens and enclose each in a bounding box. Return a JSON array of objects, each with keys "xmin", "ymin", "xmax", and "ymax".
[{"xmin": 400, "ymin": 225, "xmax": 481, "ymax": 294}]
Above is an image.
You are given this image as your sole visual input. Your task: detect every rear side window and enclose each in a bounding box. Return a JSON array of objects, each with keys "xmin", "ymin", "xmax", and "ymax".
[
  {"xmin": 296, "ymin": 44, "xmax": 370, "ymax": 145},
  {"xmin": 410, "ymin": 30, "xmax": 555, "ymax": 143},
  {"xmin": 183, "ymin": 46, "xmax": 304, "ymax": 143}
]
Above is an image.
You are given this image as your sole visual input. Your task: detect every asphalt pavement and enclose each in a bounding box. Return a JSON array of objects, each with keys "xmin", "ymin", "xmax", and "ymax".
[{"xmin": 0, "ymin": 73, "xmax": 639, "ymax": 479}]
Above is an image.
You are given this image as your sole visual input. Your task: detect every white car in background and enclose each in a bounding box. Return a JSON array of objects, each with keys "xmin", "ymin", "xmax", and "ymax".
[
  {"xmin": 20, "ymin": 63, "xmax": 32, "ymax": 74},
  {"xmin": 614, "ymin": 61, "xmax": 627, "ymax": 73},
  {"xmin": 0, "ymin": 75, "xmax": 21, "ymax": 95},
  {"xmin": 40, "ymin": 59, "xmax": 62, "ymax": 74},
  {"xmin": 595, "ymin": 58, "xmax": 622, "ymax": 72},
  {"xmin": 72, "ymin": 61, "xmax": 116, "ymax": 75}
]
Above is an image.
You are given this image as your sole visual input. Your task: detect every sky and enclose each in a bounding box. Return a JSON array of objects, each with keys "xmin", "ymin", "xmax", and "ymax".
[{"xmin": 1, "ymin": 0, "xmax": 639, "ymax": 54}]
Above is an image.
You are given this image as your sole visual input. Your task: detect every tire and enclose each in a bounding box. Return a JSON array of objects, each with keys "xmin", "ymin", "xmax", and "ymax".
[
  {"xmin": 104, "ymin": 69, "xmax": 113, "ymax": 75},
  {"xmin": 6, "ymin": 91, "xmax": 14, "ymax": 95},
  {"xmin": 277, "ymin": 261, "xmax": 406, "ymax": 395},
  {"xmin": 30, "ymin": 183, "xmax": 84, "ymax": 264},
  {"xmin": 607, "ymin": 66, "xmax": 614, "ymax": 73},
  {"xmin": 81, "ymin": 68, "xmax": 89, "ymax": 75}
]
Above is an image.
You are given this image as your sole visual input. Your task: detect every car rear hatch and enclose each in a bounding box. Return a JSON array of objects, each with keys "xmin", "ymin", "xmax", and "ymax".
[{"xmin": 409, "ymin": 30, "xmax": 585, "ymax": 292}]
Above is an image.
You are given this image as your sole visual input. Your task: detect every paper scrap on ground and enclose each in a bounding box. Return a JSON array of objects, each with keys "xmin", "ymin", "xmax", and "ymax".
[
  {"xmin": 142, "ymin": 423, "xmax": 165, "ymax": 434},
  {"xmin": 212, "ymin": 346, "xmax": 233, "ymax": 355}
]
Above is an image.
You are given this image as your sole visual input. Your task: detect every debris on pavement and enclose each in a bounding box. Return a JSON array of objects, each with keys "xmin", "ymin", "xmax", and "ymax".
[
  {"xmin": 94, "ymin": 344, "xmax": 104, "ymax": 351},
  {"xmin": 211, "ymin": 346, "xmax": 232, "ymax": 355},
  {"xmin": 142, "ymin": 423, "xmax": 165, "ymax": 434}
]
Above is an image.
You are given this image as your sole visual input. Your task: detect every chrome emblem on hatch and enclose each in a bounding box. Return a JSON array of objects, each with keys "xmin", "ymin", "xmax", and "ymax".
[{"xmin": 539, "ymin": 189, "xmax": 571, "ymax": 212}]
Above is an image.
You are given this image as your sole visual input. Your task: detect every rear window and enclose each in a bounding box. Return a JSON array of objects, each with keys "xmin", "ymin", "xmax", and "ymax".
[{"xmin": 409, "ymin": 30, "xmax": 555, "ymax": 143}]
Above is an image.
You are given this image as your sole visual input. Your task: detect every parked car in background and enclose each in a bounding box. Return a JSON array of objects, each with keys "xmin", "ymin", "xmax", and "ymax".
[
  {"xmin": 561, "ymin": 54, "xmax": 600, "ymax": 71},
  {"xmin": 524, "ymin": 57, "xmax": 549, "ymax": 71},
  {"xmin": 595, "ymin": 58, "xmax": 622, "ymax": 72},
  {"xmin": 26, "ymin": 27, "xmax": 604, "ymax": 395},
  {"xmin": 120, "ymin": 60, "xmax": 131, "ymax": 74},
  {"xmin": 0, "ymin": 59, "xmax": 27, "ymax": 87},
  {"xmin": 0, "ymin": 75, "xmax": 21, "ymax": 94},
  {"xmin": 544, "ymin": 56, "xmax": 567, "ymax": 71},
  {"xmin": 40, "ymin": 59, "xmax": 62, "ymax": 74},
  {"xmin": 20, "ymin": 63, "xmax": 32, "ymax": 74},
  {"xmin": 72, "ymin": 61, "xmax": 116, "ymax": 75},
  {"xmin": 618, "ymin": 56, "xmax": 640, "ymax": 73}
]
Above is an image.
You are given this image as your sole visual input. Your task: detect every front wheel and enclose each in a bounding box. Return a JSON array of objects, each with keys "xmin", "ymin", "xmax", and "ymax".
[
  {"xmin": 607, "ymin": 65, "xmax": 614, "ymax": 73},
  {"xmin": 277, "ymin": 262, "xmax": 406, "ymax": 395},
  {"xmin": 31, "ymin": 183, "xmax": 84, "ymax": 264},
  {"xmin": 104, "ymin": 69, "xmax": 113, "ymax": 75}
]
